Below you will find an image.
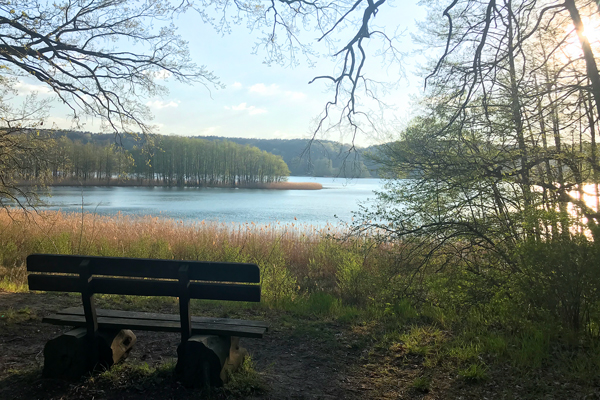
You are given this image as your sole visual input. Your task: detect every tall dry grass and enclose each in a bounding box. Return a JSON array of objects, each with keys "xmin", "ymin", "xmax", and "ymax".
[{"xmin": 0, "ymin": 209, "xmax": 396, "ymax": 305}]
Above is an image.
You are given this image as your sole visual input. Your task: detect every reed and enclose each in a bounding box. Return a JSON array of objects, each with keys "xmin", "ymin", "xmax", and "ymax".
[{"xmin": 0, "ymin": 209, "xmax": 388, "ymax": 305}]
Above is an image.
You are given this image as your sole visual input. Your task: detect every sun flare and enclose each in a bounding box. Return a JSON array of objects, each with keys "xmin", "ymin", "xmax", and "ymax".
[{"xmin": 563, "ymin": 16, "xmax": 600, "ymax": 60}]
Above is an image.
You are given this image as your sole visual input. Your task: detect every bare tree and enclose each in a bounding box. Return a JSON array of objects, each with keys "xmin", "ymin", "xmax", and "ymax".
[
  {"xmin": 0, "ymin": 0, "xmax": 220, "ymax": 133},
  {"xmin": 0, "ymin": 0, "xmax": 221, "ymax": 205},
  {"xmin": 195, "ymin": 0, "xmax": 402, "ymax": 144}
]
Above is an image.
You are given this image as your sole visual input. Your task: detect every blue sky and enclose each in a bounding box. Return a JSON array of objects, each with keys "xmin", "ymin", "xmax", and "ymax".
[{"xmin": 18, "ymin": 1, "xmax": 428, "ymax": 147}]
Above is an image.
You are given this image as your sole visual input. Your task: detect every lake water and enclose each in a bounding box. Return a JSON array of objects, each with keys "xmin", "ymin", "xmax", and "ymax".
[{"xmin": 34, "ymin": 177, "xmax": 383, "ymax": 227}]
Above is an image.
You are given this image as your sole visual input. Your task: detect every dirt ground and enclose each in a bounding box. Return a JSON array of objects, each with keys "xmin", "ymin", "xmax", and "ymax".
[
  {"xmin": 2, "ymin": 290, "xmax": 600, "ymax": 399},
  {"xmin": 0, "ymin": 290, "xmax": 372, "ymax": 400}
]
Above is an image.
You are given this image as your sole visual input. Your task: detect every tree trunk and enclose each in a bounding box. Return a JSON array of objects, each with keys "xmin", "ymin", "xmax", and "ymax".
[
  {"xmin": 175, "ymin": 335, "xmax": 248, "ymax": 388},
  {"xmin": 43, "ymin": 328, "xmax": 136, "ymax": 379}
]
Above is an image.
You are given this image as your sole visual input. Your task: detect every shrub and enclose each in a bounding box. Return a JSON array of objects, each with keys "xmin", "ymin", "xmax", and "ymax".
[{"xmin": 516, "ymin": 236, "xmax": 600, "ymax": 333}]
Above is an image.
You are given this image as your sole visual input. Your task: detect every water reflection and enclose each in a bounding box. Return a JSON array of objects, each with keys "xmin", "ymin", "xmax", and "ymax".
[{"xmin": 30, "ymin": 177, "xmax": 383, "ymax": 227}]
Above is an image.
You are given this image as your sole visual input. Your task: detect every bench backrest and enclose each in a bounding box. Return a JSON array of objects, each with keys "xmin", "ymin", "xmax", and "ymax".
[
  {"xmin": 27, "ymin": 254, "xmax": 261, "ymax": 301},
  {"xmin": 27, "ymin": 253, "xmax": 262, "ymax": 342}
]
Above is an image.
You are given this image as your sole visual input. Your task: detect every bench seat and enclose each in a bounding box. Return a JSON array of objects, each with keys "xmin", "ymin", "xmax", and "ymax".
[{"xmin": 45, "ymin": 307, "xmax": 268, "ymax": 338}]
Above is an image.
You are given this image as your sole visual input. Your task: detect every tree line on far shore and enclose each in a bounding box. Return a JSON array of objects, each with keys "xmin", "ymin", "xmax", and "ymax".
[
  {"xmin": 48, "ymin": 131, "xmax": 381, "ymax": 178},
  {"xmin": 16, "ymin": 133, "xmax": 290, "ymax": 187}
]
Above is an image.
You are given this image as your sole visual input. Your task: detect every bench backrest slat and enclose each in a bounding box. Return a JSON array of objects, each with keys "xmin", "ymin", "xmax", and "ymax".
[
  {"xmin": 27, "ymin": 275, "xmax": 261, "ymax": 302},
  {"xmin": 27, "ymin": 254, "xmax": 260, "ymax": 283}
]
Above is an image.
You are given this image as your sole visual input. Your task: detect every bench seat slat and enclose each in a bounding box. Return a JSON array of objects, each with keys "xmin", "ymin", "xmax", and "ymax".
[
  {"xmin": 57, "ymin": 307, "xmax": 269, "ymax": 330},
  {"xmin": 28, "ymin": 275, "xmax": 261, "ymax": 302},
  {"xmin": 27, "ymin": 254, "xmax": 260, "ymax": 283},
  {"xmin": 43, "ymin": 314, "xmax": 266, "ymax": 338}
]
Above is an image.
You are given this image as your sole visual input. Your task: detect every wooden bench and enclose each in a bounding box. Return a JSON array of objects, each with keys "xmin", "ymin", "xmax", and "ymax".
[{"xmin": 27, "ymin": 253, "xmax": 268, "ymax": 387}]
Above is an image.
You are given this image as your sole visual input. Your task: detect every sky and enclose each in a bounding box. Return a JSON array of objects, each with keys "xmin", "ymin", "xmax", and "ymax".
[{"xmin": 15, "ymin": 1, "xmax": 429, "ymax": 147}]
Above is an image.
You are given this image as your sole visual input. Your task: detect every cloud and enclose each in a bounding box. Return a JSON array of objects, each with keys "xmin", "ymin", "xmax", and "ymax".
[
  {"xmin": 200, "ymin": 126, "xmax": 220, "ymax": 135},
  {"xmin": 231, "ymin": 82, "xmax": 242, "ymax": 89},
  {"xmin": 45, "ymin": 116, "xmax": 74, "ymax": 129},
  {"xmin": 225, "ymin": 102, "xmax": 267, "ymax": 115},
  {"xmin": 146, "ymin": 100, "xmax": 179, "ymax": 109},
  {"xmin": 249, "ymin": 83, "xmax": 280, "ymax": 96},
  {"xmin": 285, "ymin": 91, "xmax": 306, "ymax": 101},
  {"xmin": 14, "ymin": 81, "xmax": 52, "ymax": 95},
  {"xmin": 248, "ymin": 83, "xmax": 305, "ymax": 101}
]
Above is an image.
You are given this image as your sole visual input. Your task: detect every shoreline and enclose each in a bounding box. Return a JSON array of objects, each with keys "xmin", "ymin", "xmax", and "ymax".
[{"xmin": 19, "ymin": 180, "xmax": 323, "ymax": 190}]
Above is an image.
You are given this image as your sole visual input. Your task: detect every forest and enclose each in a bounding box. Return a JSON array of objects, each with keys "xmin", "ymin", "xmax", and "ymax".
[
  {"xmin": 35, "ymin": 131, "xmax": 380, "ymax": 178},
  {"xmin": 14, "ymin": 133, "xmax": 290, "ymax": 187},
  {"xmin": 201, "ymin": 136, "xmax": 379, "ymax": 177}
]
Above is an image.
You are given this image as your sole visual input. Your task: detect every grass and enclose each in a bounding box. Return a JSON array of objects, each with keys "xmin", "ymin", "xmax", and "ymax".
[
  {"xmin": 0, "ymin": 306, "xmax": 36, "ymax": 324},
  {"xmin": 2, "ymin": 208, "xmax": 600, "ymax": 396},
  {"xmin": 0, "ymin": 277, "xmax": 28, "ymax": 293},
  {"xmin": 458, "ymin": 363, "xmax": 488, "ymax": 382},
  {"xmin": 412, "ymin": 376, "xmax": 431, "ymax": 392},
  {"xmin": 92, "ymin": 361, "xmax": 176, "ymax": 388},
  {"xmin": 224, "ymin": 356, "xmax": 267, "ymax": 396}
]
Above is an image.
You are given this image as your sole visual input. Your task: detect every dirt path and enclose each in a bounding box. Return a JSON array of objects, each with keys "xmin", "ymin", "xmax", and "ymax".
[{"xmin": 0, "ymin": 291, "xmax": 367, "ymax": 399}]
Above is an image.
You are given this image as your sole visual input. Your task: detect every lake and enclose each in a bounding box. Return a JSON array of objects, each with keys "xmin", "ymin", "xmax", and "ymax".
[{"xmin": 33, "ymin": 177, "xmax": 383, "ymax": 227}]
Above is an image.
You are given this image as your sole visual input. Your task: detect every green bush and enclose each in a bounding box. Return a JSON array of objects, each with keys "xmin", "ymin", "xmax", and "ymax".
[
  {"xmin": 259, "ymin": 243, "xmax": 298, "ymax": 305},
  {"xmin": 0, "ymin": 240, "xmax": 19, "ymax": 268},
  {"xmin": 516, "ymin": 236, "xmax": 600, "ymax": 333}
]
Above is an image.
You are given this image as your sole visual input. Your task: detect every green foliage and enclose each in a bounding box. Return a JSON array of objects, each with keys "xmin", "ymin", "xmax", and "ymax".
[
  {"xmin": 127, "ymin": 237, "xmax": 174, "ymax": 260},
  {"xmin": 258, "ymin": 243, "xmax": 298, "ymax": 305},
  {"xmin": 400, "ymin": 326, "xmax": 446, "ymax": 357},
  {"xmin": 11, "ymin": 133, "xmax": 291, "ymax": 186},
  {"xmin": 202, "ymin": 136, "xmax": 378, "ymax": 178},
  {"xmin": 0, "ymin": 306, "xmax": 35, "ymax": 324},
  {"xmin": 412, "ymin": 376, "xmax": 431, "ymax": 393},
  {"xmin": 565, "ymin": 342, "xmax": 600, "ymax": 383},
  {"xmin": 335, "ymin": 249, "xmax": 372, "ymax": 306},
  {"xmin": 380, "ymin": 299, "xmax": 419, "ymax": 321},
  {"xmin": 0, "ymin": 277, "xmax": 28, "ymax": 292},
  {"xmin": 510, "ymin": 328, "xmax": 550, "ymax": 369},
  {"xmin": 306, "ymin": 240, "xmax": 381, "ymax": 306},
  {"xmin": 458, "ymin": 363, "xmax": 488, "ymax": 383},
  {"xmin": 224, "ymin": 356, "xmax": 267, "ymax": 396},
  {"xmin": 129, "ymin": 136, "xmax": 290, "ymax": 187},
  {"xmin": 279, "ymin": 292, "xmax": 354, "ymax": 319},
  {"xmin": 219, "ymin": 241, "xmax": 250, "ymax": 263},
  {"xmin": 33, "ymin": 232, "xmax": 73, "ymax": 254},
  {"xmin": 516, "ymin": 236, "xmax": 600, "ymax": 333},
  {"xmin": 91, "ymin": 361, "xmax": 175, "ymax": 388},
  {"xmin": 0, "ymin": 240, "xmax": 18, "ymax": 268}
]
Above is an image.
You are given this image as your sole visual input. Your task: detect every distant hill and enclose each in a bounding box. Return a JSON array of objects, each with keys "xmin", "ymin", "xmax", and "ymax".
[{"xmin": 198, "ymin": 136, "xmax": 381, "ymax": 178}]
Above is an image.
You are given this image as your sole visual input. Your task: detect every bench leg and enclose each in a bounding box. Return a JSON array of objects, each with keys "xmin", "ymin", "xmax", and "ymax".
[
  {"xmin": 43, "ymin": 328, "xmax": 136, "ymax": 379},
  {"xmin": 176, "ymin": 335, "xmax": 248, "ymax": 388}
]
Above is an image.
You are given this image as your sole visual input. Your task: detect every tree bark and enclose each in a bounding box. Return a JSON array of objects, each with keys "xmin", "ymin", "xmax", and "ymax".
[
  {"xmin": 43, "ymin": 328, "xmax": 136, "ymax": 379},
  {"xmin": 565, "ymin": 0, "xmax": 600, "ymax": 121},
  {"xmin": 175, "ymin": 335, "xmax": 248, "ymax": 388}
]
